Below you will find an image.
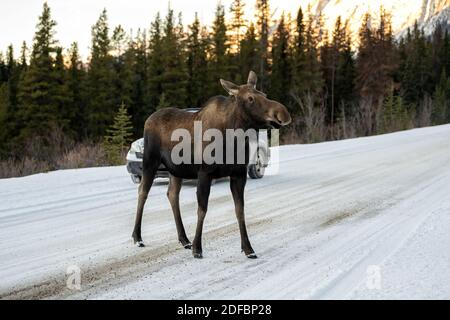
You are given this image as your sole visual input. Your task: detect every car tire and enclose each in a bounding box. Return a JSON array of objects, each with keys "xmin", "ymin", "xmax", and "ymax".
[{"xmin": 248, "ymin": 152, "xmax": 266, "ymax": 179}]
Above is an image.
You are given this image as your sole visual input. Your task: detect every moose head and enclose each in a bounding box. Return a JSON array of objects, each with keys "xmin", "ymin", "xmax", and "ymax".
[{"xmin": 220, "ymin": 71, "xmax": 292, "ymax": 129}]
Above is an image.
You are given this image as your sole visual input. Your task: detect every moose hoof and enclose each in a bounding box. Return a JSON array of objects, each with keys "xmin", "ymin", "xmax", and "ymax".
[
  {"xmin": 246, "ymin": 253, "xmax": 258, "ymax": 259},
  {"xmin": 183, "ymin": 243, "xmax": 192, "ymax": 249},
  {"xmin": 193, "ymin": 252, "xmax": 203, "ymax": 259},
  {"xmin": 135, "ymin": 240, "xmax": 145, "ymax": 247}
]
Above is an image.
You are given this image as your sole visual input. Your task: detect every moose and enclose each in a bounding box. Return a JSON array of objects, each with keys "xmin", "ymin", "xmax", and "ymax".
[{"xmin": 132, "ymin": 71, "xmax": 291, "ymax": 259}]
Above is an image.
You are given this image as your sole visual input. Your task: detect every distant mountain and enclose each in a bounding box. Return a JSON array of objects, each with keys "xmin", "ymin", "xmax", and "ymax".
[{"xmin": 307, "ymin": 0, "xmax": 450, "ymax": 37}]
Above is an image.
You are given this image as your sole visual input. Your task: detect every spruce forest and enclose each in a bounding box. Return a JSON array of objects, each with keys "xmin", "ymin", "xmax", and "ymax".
[{"xmin": 0, "ymin": 1, "xmax": 449, "ymax": 178}]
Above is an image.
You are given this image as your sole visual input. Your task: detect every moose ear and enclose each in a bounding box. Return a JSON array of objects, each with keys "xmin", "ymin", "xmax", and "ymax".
[
  {"xmin": 247, "ymin": 71, "xmax": 257, "ymax": 88},
  {"xmin": 220, "ymin": 79, "xmax": 239, "ymax": 96}
]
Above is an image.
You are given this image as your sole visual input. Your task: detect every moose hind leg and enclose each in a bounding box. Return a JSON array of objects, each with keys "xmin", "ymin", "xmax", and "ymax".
[
  {"xmin": 132, "ymin": 168, "xmax": 156, "ymax": 247},
  {"xmin": 167, "ymin": 174, "xmax": 191, "ymax": 249},
  {"xmin": 230, "ymin": 174, "xmax": 256, "ymax": 258}
]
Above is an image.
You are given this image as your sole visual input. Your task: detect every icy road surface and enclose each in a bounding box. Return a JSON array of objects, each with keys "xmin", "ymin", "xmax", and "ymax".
[{"xmin": 1, "ymin": 125, "xmax": 450, "ymax": 299}]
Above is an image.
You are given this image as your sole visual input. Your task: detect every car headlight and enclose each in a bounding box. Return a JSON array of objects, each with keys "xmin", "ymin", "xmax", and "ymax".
[{"xmin": 130, "ymin": 140, "xmax": 144, "ymax": 153}]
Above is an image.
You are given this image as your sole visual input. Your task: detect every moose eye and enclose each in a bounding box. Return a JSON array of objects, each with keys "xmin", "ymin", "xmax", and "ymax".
[{"xmin": 248, "ymin": 96, "xmax": 255, "ymax": 104}]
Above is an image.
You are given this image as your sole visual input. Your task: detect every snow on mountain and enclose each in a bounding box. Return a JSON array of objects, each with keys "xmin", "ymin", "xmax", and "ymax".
[{"xmin": 307, "ymin": 0, "xmax": 450, "ymax": 37}]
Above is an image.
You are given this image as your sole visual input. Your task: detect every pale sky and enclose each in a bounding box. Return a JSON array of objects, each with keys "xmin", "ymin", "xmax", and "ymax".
[{"xmin": 0, "ymin": 0, "xmax": 302, "ymax": 60}]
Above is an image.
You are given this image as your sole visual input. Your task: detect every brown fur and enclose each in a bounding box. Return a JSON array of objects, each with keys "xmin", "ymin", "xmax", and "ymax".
[{"xmin": 132, "ymin": 71, "xmax": 291, "ymax": 259}]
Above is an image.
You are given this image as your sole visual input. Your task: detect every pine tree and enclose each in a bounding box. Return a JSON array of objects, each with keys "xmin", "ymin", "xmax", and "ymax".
[
  {"xmin": 229, "ymin": 0, "xmax": 246, "ymax": 55},
  {"xmin": 400, "ymin": 21, "xmax": 433, "ymax": 109},
  {"xmin": 302, "ymin": 6, "xmax": 324, "ymax": 97},
  {"xmin": 210, "ymin": 4, "xmax": 230, "ymax": 94},
  {"xmin": 335, "ymin": 34, "xmax": 356, "ymax": 115},
  {"xmin": 87, "ymin": 9, "xmax": 116, "ymax": 137},
  {"xmin": 381, "ymin": 87, "xmax": 409, "ymax": 133},
  {"xmin": 432, "ymin": 69, "xmax": 449, "ymax": 124},
  {"xmin": 67, "ymin": 42, "xmax": 87, "ymax": 138},
  {"xmin": 239, "ymin": 22, "xmax": 259, "ymax": 82},
  {"xmin": 186, "ymin": 14, "xmax": 209, "ymax": 107},
  {"xmin": 159, "ymin": 8, "xmax": 187, "ymax": 107},
  {"xmin": 291, "ymin": 7, "xmax": 308, "ymax": 100},
  {"xmin": 19, "ymin": 41, "xmax": 28, "ymax": 74},
  {"xmin": 111, "ymin": 25, "xmax": 128, "ymax": 57},
  {"xmin": 0, "ymin": 82, "xmax": 8, "ymax": 155},
  {"xmin": 52, "ymin": 47, "xmax": 71, "ymax": 132},
  {"xmin": 129, "ymin": 30, "xmax": 150, "ymax": 136},
  {"xmin": 0, "ymin": 52, "xmax": 6, "ymax": 83},
  {"xmin": 322, "ymin": 17, "xmax": 356, "ymax": 126},
  {"xmin": 103, "ymin": 102, "xmax": 133, "ymax": 165},
  {"xmin": 269, "ymin": 13, "xmax": 290, "ymax": 106},
  {"xmin": 148, "ymin": 13, "xmax": 164, "ymax": 111},
  {"xmin": 0, "ymin": 43, "xmax": 28, "ymax": 153},
  {"xmin": 112, "ymin": 26, "xmax": 134, "ymax": 110},
  {"xmin": 431, "ymin": 24, "xmax": 445, "ymax": 85},
  {"xmin": 17, "ymin": 2, "xmax": 60, "ymax": 142},
  {"xmin": 356, "ymin": 9, "xmax": 397, "ymax": 133},
  {"xmin": 444, "ymin": 30, "xmax": 450, "ymax": 77},
  {"xmin": 255, "ymin": 0, "xmax": 270, "ymax": 91},
  {"xmin": 5, "ymin": 45, "xmax": 20, "ymax": 119}
]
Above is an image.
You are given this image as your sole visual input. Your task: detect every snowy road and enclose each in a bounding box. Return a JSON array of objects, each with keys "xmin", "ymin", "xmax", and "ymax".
[{"xmin": 1, "ymin": 125, "xmax": 450, "ymax": 299}]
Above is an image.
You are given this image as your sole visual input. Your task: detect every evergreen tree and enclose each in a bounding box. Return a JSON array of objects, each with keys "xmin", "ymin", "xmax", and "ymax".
[
  {"xmin": 302, "ymin": 6, "xmax": 323, "ymax": 97},
  {"xmin": 255, "ymin": 0, "xmax": 270, "ymax": 91},
  {"xmin": 67, "ymin": 42, "xmax": 87, "ymax": 138},
  {"xmin": 210, "ymin": 4, "xmax": 230, "ymax": 94},
  {"xmin": 5, "ymin": 45, "xmax": 20, "ymax": 124},
  {"xmin": 399, "ymin": 21, "xmax": 433, "ymax": 108},
  {"xmin": 229, "ymin": 0, "xmax": 246, "ymax": 55},
  {"xmin": 0, "ymin": 52, "xmax": 6, "ymax": 83},
  {"xmin": 159, "ymin": 9, "xmax": 187, "ymax": 107},
  {"xmin": 444, "ymin": 30, "xmax": 450, "ymax": 77},
  {"xmin": 1, "ymin": 43, "xmax": 27, "ymax": 152},
  {"xmin": 381, "ymin": 87, "xmax": 409, "ymax": 133},
  {"xmin": 239, "ymin": 22, "xmax": 259, "ymax": 82},
  {"xmin": 322, "ymin": 17, "xmax": 356, "ymax": 126},
  {"xmin": 103, "ymin": 102, "xmax": 133, "ymax": 165},
  {"xmin": 87, "ymin": 9, "xmax": 116, "ymax": 137},
  {"xmin": 112, "ymin": 26, "xmax": 133, "ymax": 109},
  {"xmin": 291, "ymin": 7, "xmax": 308, "ymax": 101},
  {"xmin": 5, "ymin": 45, "xmax": 14, "ymax": 78},
  {"xmin": 431, "ymin": 24, "xmax": 445, "ymax": 84},
  {"xmin": 19, "ymin": 41, "xmax": 28, "ymax": 68},
  {"xmin": 111, "ymin": 25, "xmax": 128, "ymax": 57},
  {"xmin": 186, "ymin": 14, "xmax": 209, "ymax": 107},
  {"xmin": 356, "ymin": 9, "xmax": 397, "ymax": 133},
  {"xmin": 0, "ymin": 82, "xmax": 8, "ymax": 155},
  {"xmin": 269, "ymin": 13, "xmax": 290, "ymax": 106},
  {"xmin": 147, "ymin": 13, "xmax": 164, "ymax": 111},
  {"xmin": 335, "ymin": 34, "xmax": 356, "ymax": 115},
  {"xmin": 128, "ymin": 30, "xmax": 150, "ymax": 136},
  {"xmin": 432, "ymin": 70, "xmax": 449, "ymax": 124},
  {"xmin": 52, "ymin": 47, "xmax": 71, "ymax": 132},
  {"xmin": 17, "ymin": 2, "xmax": 60, "ymax": 142}
]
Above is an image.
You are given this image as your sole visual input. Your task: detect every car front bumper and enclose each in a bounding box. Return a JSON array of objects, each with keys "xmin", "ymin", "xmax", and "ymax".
[{"xmin": 126, "ymin": 161, "xmax": 170, "ymax": 179}]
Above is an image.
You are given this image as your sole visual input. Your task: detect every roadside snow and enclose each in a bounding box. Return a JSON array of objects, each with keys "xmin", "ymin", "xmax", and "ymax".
[{"xmin": 1, "ymin": 125, "xmax": 449, "ymax": 299}]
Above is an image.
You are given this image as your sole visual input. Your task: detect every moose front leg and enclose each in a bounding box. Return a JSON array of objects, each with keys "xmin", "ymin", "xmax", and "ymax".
[
  {"xmin": 192, "ymin": 173, "xmax": 212, "ymax": 259},
  {"xmin": 230, "ymin": 174, "xmax": 256, "ymax": 259}
]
